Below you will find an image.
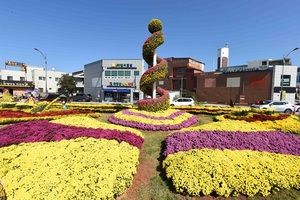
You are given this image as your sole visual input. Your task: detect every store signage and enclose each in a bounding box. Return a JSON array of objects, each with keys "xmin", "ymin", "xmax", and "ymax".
[
  {"xmin": 109, "ymin": 82, "xmax": 134, "ymax": 86},
  {"xmin": 222, "ymin": 65, "xmax": 270, "ymax": 73},
  {"xmin": 0, "ymin": 80, "xmax": 32, "ymax": 87},
  {"xmin": 111, "ymin": 63, "xmax": 133, "ymax": 68},
  {"xmin": 5, "ymin": 61, "xmax": 24, "ymax": 66}
]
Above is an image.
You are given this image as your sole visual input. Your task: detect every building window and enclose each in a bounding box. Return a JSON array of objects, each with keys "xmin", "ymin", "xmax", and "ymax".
[
  {"xmin": 227, "ymin": 77, "xmax": 240, "ymax": 87},
  {"xmin": 55, "ymin": 77, "xmax": 60, "ymax": 82},
  {"xmin": 134, "ymin": 71, "xmax": 139, "ymax": 76},
  {"xmin": 118, "ymin": 71, "xmax": 124, "ymax": 76},
  {"xmin": 7, "ymin": 76, "xmax": 13, "ymax": 80},
  {"xmin": 105, "ymin": 71, "xmax": 111, "ymax": 76},
  {"xmin": 38, "ymin": 76, "xmax": 45, "ymax": 81},
  {"xmin": 178, "ymin": 68, "xmax": 186, "ymax": 74},
  {"xmin": 204, "ymin": 78, "xmax": 216, "ymax": 87},
  {"xmin": 125, "ymin": 71, "xmax": 131, "ymax": 76},
  {"xmin": 111, "ymin": 71, "xmax": 117, "ymax": 76},
  {"xmin": 20, "ymin": 77, "xmax": 25, "ymax": 81},
  {"xmin": 281, "ymin": 75, "xmax": 291, "ymax": 86}
]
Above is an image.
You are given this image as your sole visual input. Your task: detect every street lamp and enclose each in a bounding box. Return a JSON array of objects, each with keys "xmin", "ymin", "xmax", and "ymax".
[
  {"xmin": 34, "ymin": 48, "xmax": 48, "ymax": 95},
  {"xmin": 280, "ymin": 47, "xmax": 299, "ymax": 100}
]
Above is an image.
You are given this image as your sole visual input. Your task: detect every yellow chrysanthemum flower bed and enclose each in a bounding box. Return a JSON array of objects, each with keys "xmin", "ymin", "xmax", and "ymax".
[
  {"xmin": 0, "ymin": 137, "xmax": 140, "ymax": 199},
  {"xmin": 178, "ymin": 119, "xmax": 273, "ymax": 133},
  {"xmin": 163, "ymin": 148, "xmax": 300, "ymax": 197},
  {"xmin": 52, "ymin": 116, "xmax": 144, "ymax": 138},
  {"xmin": 252, "ymin": 115, "xmax": 300, "ymax": 135},
  {"xmin": 215, "ymin": 113, "xmax": 300, "ymax": 135}
]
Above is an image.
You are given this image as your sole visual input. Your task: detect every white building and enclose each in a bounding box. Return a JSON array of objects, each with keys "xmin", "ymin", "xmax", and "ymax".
[
  {"xmin": 0, "ymin": 64, "xmax": 66, "ymax": 97},
  {"xmin": 84, "ymin": 59, "xmax": 145, "ymax": 103}
]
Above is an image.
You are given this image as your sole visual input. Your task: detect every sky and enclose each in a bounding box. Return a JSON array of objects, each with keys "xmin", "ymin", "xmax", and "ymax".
[{"xmin": 1, "ymin": 0, "xmax": 300, "ymax": 73}]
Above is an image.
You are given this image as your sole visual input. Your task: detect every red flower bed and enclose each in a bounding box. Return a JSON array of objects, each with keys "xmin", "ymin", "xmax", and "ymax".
[{"xmin": 224, "ymin": 113, "xmax": 290, "ymax": 122}]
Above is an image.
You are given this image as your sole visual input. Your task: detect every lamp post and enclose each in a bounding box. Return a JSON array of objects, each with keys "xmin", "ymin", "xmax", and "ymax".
[
  {"xmin": 34, "ymin": 48, "xmax": 48, "ymax": 95},
  {"xmin": 280, "ymin": 47, "xmax": 299, "ymax": 100}
]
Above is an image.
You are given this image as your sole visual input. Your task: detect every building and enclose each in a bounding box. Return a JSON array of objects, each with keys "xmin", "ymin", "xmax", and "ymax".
[
  {"xmin": 217, "ymin": 44, "xmax": 229, "ymax": 70},
  {"xmin": 71, "ymin": 70, "xmax": 84, "ymax": 93},
  {"xmin": 84, "ymin": 59, "xmax": 144, "ymax": 103},
  {"xmin": 195, "ymin": 58, "xmax": 298, "ymax": 105},
  {"xmin": 159, "ymin": 57, "xmax": 205, "ymax": 96},
  {"xmin": 0, "ymin": 62, "xmax": 66, "ymax": 97}
]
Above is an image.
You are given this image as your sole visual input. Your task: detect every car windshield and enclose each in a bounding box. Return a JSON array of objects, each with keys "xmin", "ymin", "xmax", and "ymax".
[{"xmin": 262, "ymin": 100, "xmax": 272, "ymax": 105}]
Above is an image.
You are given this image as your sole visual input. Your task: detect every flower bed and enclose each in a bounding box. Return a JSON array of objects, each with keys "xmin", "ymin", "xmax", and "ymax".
[
  {"xmin": 215, "ymin": 112, "xmax": 300, "ymax": 135},
  {"xmin": 0, "ymin": 109, "xmax": 100, "ymax": 125},
  {"xmin": 0, "ymin": 116, "xmax": 144, "ymax": 199},
  {"xmin": 162, "ymin": 113, "xmax": 300, "ymax": 197},
  {"xmin": 108, "ymin": 109, "xmax": 198, "ymax": 131}
]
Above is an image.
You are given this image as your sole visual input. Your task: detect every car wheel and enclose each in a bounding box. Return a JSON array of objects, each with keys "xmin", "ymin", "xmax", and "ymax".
[
  {"xmin": 170, "ymin": 104, "xmax": 174, "ymax": 106},
  {"xmin": 284, "ymin": 109, "xmax": 292, "ymax": 114},
  {"xmin": 297, "ymin": 108, "xmax": 300, "ymax": 112}
]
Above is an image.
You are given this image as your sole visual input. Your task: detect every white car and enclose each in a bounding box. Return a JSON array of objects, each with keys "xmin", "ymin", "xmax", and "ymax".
[
  {"xmin": 170, "ymin": 98, "xmax": 195, "ymax": 106},
  {"xmin": 250, "ymin": 100, "xmax": 295, "ymax": 114}
]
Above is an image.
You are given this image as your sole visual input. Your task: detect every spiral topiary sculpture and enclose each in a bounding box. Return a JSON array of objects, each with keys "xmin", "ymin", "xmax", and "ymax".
[{"xmin": 137, "ymin": 19, "xmax": 170, "ymax": 112}]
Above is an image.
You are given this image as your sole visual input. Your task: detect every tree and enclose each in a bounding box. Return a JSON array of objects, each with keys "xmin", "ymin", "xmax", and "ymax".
[{"xmin": 57, "ymin": 74, "xmax": 76, "ymax": 94}]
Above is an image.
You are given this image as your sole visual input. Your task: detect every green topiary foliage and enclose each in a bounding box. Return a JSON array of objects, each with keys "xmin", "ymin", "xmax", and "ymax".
[
  {"xmin": 138, "ymin": 19, "xmax": 170, "ymax": 112},
  {"xmin": 148, "ymin": 19, "xmax": 162, "ymax": 34}
]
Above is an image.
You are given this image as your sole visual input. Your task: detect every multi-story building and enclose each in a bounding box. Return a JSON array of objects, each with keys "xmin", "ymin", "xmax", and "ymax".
[
  {"xmin": 0, "ymin": 62, "xmax": 66, "ymax": 97},
  {"xmin": 158, "ymin": 57, "xmax": 205, "ymax": 96},
  {"xmin": 84, "ymin": 59, "xmax": 145, "ymax": 103},
  {"xmin": 195, "ymin": 58, "xmax": 298, "ymax": 105},
  {"xmin": 71, "ymin": 70, "xmax": 84, "ymax": 93}
]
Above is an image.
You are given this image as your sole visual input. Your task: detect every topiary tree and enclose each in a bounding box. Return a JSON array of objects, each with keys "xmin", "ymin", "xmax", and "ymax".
[{"xmin": 137, "ymin": 19, "xmax": 169, "ymax": 112}]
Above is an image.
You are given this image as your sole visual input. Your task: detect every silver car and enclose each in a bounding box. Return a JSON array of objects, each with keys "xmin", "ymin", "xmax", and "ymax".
[
  {"xmin": 250, "ymin": 100, "xmax": 295, "ymax": 114},
  {"xmin": 170, "ymin": 98, "xmax": 195, "ymax": 106}
]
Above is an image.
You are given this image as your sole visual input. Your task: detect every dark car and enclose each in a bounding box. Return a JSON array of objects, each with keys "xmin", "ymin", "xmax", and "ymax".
[
  {"xmin": 39, "ymin": 94, "xmax": 60, "ymax": 102},
  {"xmin": 70, "ymin": 93, "xmax": 92, "ymax": 102}
]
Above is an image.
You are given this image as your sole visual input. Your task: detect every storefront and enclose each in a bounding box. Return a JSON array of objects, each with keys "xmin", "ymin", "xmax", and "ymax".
[
  {"xmin": 102, "ymin": 88, "xmax": 131, "ymax": 102},
  {"xmin": 0, "ymin": 80, "xmax": 34, "ymax": 99}
]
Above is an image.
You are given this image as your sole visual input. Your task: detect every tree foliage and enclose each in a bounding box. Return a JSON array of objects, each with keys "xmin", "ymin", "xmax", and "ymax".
[{"xmin": 57, "ymin": 74, "xmax": 76, "ymax": 94}]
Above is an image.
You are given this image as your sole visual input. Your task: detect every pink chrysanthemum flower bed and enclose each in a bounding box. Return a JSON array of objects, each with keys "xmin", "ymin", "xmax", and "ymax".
[{"xmin": 109, "ymin": 109, "xmax": 198, "ymax": 131}]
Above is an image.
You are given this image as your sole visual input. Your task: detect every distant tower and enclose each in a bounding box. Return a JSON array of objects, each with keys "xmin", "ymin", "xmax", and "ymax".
[{"xmin": 217, "ymin": 43, "xmax": 229, "ymax": 70}]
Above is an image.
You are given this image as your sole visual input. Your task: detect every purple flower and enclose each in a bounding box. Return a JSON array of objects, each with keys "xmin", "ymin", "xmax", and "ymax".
[
  {"xmin": 163, "ymin": 130, "xmax": 300, "ymax": 157},
  {"xmin": 0, "ymin": 120, "xmax": 144, "ymax": 149}
]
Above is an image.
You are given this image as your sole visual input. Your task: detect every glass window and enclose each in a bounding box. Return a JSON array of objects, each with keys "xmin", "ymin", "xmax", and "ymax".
[
  {"xmin": 134, "ymin": 71, "xmax": 139, "ymax": 76},
  {"xmin": 7, "ymin": 76, "xmax": 13, "ymax": 80},
  {"xmin": 105, "ymin": 71, "xmax": 111, "ymax": 76},
  {"xmin": 125, "ymin": 71, "xmax": 131, "ymax": 76},
  {"xmin": 281, "ymin": 75, "xmax": 291, "ymax": 86},
  {"xmin": 20, "ymin": 77, "xmax": 25, "ymax": 81},
  {"xmin": 111, "ymin": 71, "xmax": 117, "ymax": 76},
  {"xmin": 118, "ymin": 71, "xmax": 124, "ymax": 76}
]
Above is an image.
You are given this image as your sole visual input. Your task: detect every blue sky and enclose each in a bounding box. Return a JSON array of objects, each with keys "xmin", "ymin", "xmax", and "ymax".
[{"xmin": 1, "ymin": 0, "xmax": 300, "ymax": 73}]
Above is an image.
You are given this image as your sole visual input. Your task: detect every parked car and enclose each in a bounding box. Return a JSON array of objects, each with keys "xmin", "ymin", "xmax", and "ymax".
[
  {"xmin": 39, "ymin": 94, "xmax": 60, "ymax": 102},
  {"xmin": 170, "ymin": 98, "xmax": 195, "ymax": 106},
  {"xmin": 250, "ymin": 100, "xmax": 295, "ymax": 114},
  {"xmin": 295, "ymin": 103, "xmax": 300, "ymax": 112},
  {"xmin": 70, "ymin": 93, "xmax": 92, "ymax": 102}
]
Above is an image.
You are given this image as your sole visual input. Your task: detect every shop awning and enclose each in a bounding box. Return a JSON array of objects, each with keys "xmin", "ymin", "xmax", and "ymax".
[{"xmin": 102, "ymin": 88, "xmax": 130, "ymax": 93}]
